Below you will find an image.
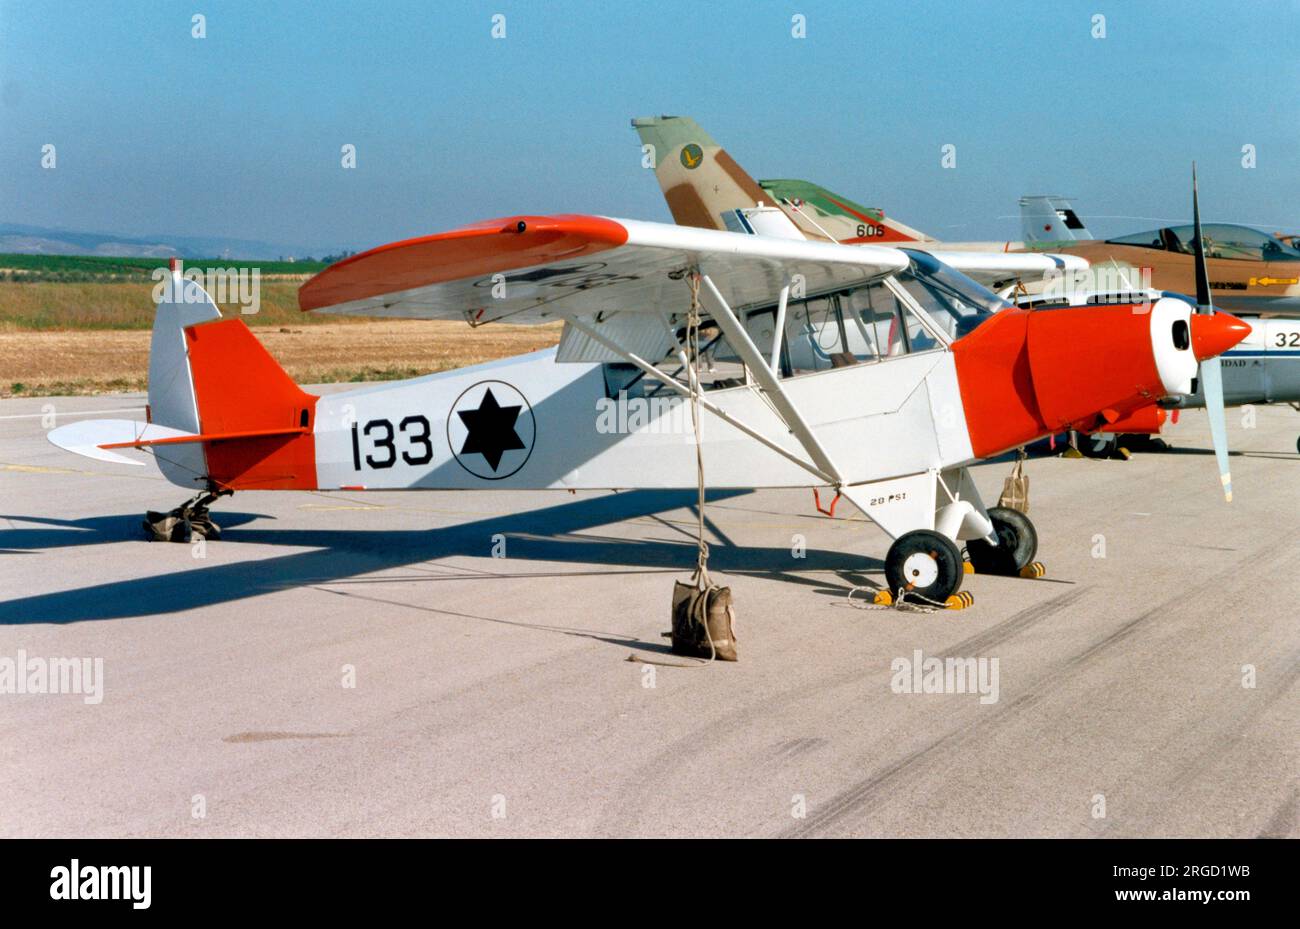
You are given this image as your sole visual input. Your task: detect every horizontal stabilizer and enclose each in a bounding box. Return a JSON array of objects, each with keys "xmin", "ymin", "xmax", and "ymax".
[
  {"xmin": 100, "ymin": 425, "xmax": 308, "ymax": 449},
  {"xmin": 47, "ymin": 418, "xmax": 308, "ymax": 465},
  {"xmin": 47, "ymin": 419, "xmax": 188, "ymax": 466}
]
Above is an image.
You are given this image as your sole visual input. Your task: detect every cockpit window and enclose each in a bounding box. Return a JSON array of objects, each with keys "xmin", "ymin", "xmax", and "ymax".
[
  {"xmin": 1107, "ymin": 223, "xmax": 1300, "ymax": 261},
  {"xmin": 894, "ymin": 249, "xmax": 1006, "ymax": 341},
  {"xmin": 1108, "ymin": 228, "xmax": 1172, "ymax": 250},
  {"xmin": 716, "ymin": 252, "xmax": 1004, "ymax": 381}
]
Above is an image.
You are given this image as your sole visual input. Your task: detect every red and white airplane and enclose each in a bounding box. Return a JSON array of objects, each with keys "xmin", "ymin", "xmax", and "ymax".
[{"xmin": 49, "ymin": 201, "xmax": 1248, "ymax": 606}]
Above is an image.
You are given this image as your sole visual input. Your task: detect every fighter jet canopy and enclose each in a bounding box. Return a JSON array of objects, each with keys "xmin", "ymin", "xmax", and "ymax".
[{"xmin": 1107, "ymin": 223, "xmax": 1300, "ymax": 261}]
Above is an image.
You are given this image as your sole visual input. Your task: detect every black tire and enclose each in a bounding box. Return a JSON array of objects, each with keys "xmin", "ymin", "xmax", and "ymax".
[
  {"xmin": 884, "ymin": 530, "xmax": 964, "ymax": 603},
  {"xmin": 966, "ymin": 506, "xmax": 1038, "ymax": 576},
  {"xmin": 1079, "ymin": 432, "xmax": 1118, "ymax": 459}
]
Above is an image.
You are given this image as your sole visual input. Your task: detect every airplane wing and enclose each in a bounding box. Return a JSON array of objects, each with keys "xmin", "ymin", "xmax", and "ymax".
[
  {"xmin": 922, "ymin": 250, "xmax": 1088, "ymax": 287},
  {"xmin": 298, "ymin": 214, "xmax": 909, "ymax": 322}
]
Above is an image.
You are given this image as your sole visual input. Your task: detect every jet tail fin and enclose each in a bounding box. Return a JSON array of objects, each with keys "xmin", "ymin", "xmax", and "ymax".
[
  {"xmin": 1020, "ymin": 195, "xmax": 1091, "ymax": 243},
  {"xmin": 630, "ymin": 115, "xmax": 773, "ymax": 232},
  {"xmin": 758, "ymin": 179, "xmax": 934, "ymax": 243}
]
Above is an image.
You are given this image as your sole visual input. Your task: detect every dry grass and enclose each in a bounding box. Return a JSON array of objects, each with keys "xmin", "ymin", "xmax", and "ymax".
[
  {"xmin": 0, "ymin": 281, "xmax": 333, "ymax": 330},
  {"xmin": 0, "ymin": 321, "xmax": 562, "ymax": 397},
  {"xmin": 0, "ymin": 277, "xmax": 563, "ymax": 396}
]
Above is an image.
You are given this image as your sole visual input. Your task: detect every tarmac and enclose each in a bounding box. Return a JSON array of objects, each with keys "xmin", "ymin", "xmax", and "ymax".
[{"xmin": 1, "ymin": 391, "xmax": 1297, "ymax": 837}]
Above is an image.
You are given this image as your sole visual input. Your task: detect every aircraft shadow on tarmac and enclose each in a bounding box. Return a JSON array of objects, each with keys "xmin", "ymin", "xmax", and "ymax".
[
  {"xmin": 1021, "ymin": 438, "xmax": 1297, "ymax": 462},
  {"xmin": 1139, "ymin": 445, "xmax": 1297, "ymax": 460},
  {"xmin": 0, "ymin": 489, "xmax": 882, "ymax": 626}
]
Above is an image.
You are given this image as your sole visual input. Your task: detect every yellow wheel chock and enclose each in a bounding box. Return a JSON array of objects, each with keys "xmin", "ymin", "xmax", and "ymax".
[{"xmin": 872, "ymin": 589, "xmax": 974, "ymax": 609}]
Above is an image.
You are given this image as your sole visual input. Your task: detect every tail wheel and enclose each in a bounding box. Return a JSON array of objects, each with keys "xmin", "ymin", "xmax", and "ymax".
[
  {"xmin": 965, "ymin": 506, "xmax": 1038, "ymax": 576},
  {"xmin": 884, "ymin": 530, "xmax": 963, "ymax": 603}
]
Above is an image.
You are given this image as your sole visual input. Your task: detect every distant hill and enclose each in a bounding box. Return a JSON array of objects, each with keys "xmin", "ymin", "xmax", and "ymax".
[{"xmin": 0, "ymin": 223, "xmax": 346, "ymax": 261}]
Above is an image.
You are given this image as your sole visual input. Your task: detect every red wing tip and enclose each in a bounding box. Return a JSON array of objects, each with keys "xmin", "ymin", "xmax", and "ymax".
[{"xmin": 298, "ymin": 214, "xmax": 628, "ymax": 312}]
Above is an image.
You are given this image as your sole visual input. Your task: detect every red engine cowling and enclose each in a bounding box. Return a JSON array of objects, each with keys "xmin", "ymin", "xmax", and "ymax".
[
  {"xmin": 952, "ymin": 301, "xmax": 1248, "ymax": 458},
  {"xmin": 1098, "ymin": 404, "xmax": 1167, "ymax": 435}
]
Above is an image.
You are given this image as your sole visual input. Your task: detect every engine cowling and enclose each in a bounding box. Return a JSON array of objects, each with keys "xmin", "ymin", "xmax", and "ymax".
[
  {"xmin": 1098, "ymin": 404, "xmax": 1167, "ymax": 435},
  {"xmin": 952, "ymin": 299, "xmax": 1248, "ymax": 458}
]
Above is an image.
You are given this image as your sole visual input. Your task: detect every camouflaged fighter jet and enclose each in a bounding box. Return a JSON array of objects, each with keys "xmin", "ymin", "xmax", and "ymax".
[{"xmin": 1017, "ymin": 198, "xmax": 1300, "ymax": 316}]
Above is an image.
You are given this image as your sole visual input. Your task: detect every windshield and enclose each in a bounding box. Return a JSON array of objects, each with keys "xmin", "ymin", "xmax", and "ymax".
[
  {"xmin": 895, "ymin": 249, "xmax": 1007, "ymax": 342},
  {"xmin": 1107, "ymin": 223, "xmax": 1300, "ymax": 261}
]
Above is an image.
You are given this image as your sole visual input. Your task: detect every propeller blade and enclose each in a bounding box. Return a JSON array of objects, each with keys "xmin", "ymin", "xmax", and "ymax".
[
  {"xmin": 1190, "ymin": 163, "xmax": 1231, "ymax": 501},
  {"xmin": 1199, "ymin": 356, "xmax": 1232, "ymax": 502},
  {"xmin": 1191, "ymin": 163, "xmax": 1213, "ymax": 313}
]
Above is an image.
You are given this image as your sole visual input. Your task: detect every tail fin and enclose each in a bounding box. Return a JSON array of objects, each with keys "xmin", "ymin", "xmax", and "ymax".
[
  {"xmin": 757, "ymin": 178, "xmax": 935, "ymax": 243},
  {"xmin": 631, "ymin": 115, "xmax": 771, "ymax": 231},
  {"xmin": 146, "ymin": 266, "xmax": 222, "ymax": 486},
  {"xmin": 1020, "ymin": 195, "xmax": 1091, "ymax": 243},
  {"xmin": 49, "ymin": 265, "xmax": 318, "ymax": 491},
  {"xmin": 180, "ymin": 315, "xmax": 318, "ymax": 490}
]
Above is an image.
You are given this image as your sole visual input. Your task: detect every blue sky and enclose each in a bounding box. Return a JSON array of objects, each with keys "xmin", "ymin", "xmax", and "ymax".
[{"xmin": 2, "ymin": 0, "xmax": 1297, "ymax": 253}]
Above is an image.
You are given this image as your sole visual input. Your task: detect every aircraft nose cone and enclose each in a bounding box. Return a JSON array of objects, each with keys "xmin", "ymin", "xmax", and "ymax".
[{"xmin": 1190, "ymin": 311, "xmax": 1250, "ymax": 361}]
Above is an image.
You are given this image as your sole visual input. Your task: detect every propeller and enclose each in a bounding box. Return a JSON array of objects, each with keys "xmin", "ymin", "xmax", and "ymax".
[{"xmin": 1189, "ymin": 163, "xmax": 1233, "ymax": 502}]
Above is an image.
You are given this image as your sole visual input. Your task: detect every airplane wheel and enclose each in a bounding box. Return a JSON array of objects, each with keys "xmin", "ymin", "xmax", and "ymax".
[
  {"xmin": 1079, "ymin": 433, "xmax": 1118, "ymax": 459},
  {"xmin": 884, "ymin": 530, "xmax": 963, "ymax": 603},
  {"xmin": 965, "ymin": 506, "xmax": 1038, "ymax": 576}
]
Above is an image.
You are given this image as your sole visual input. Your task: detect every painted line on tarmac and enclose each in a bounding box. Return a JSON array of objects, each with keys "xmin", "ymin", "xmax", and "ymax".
[{"xmin": 0, "ymin": 407, "xmax": 144, "ymax": 420}]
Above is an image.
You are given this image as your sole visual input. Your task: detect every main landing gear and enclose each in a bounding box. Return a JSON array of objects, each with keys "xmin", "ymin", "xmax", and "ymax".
[
  {"xmin": 965, "ymin": 506, "xmax": 1040, "ymax": 577},
  {"xmin": 143, "ymin": 488, "xmax": 231, "ymax": 543},
  {"xmin": 879, "ymin": 506, "xmax": 1045, "ymax": 610},
  {"xmin": 883, "ymin": 529, "xmax": 968, "ymax": 607}
]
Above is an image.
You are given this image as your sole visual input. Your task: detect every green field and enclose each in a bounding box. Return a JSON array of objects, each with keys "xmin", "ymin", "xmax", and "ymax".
[
  {"xmin": 0, "ymin": 253, "xmax": 331, "ymax": 282},
  {"xmin": 0, "ymin": 253, "xmax": 343, "ymax": 329}
]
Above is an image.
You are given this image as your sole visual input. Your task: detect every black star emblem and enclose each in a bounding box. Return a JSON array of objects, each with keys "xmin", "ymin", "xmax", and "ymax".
[{"xmin": 457, "ymin": 388, "xmax": 525, "ymax": 472}]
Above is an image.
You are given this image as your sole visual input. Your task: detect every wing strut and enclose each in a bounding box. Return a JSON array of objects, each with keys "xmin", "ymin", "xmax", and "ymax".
[
  {"xmin": 696, "ymin": 274, "xmax": 846, "ymax": 485},
  {"xmin": 770, "ymin": 276, "xmax": 791, "ymax": 372}
]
